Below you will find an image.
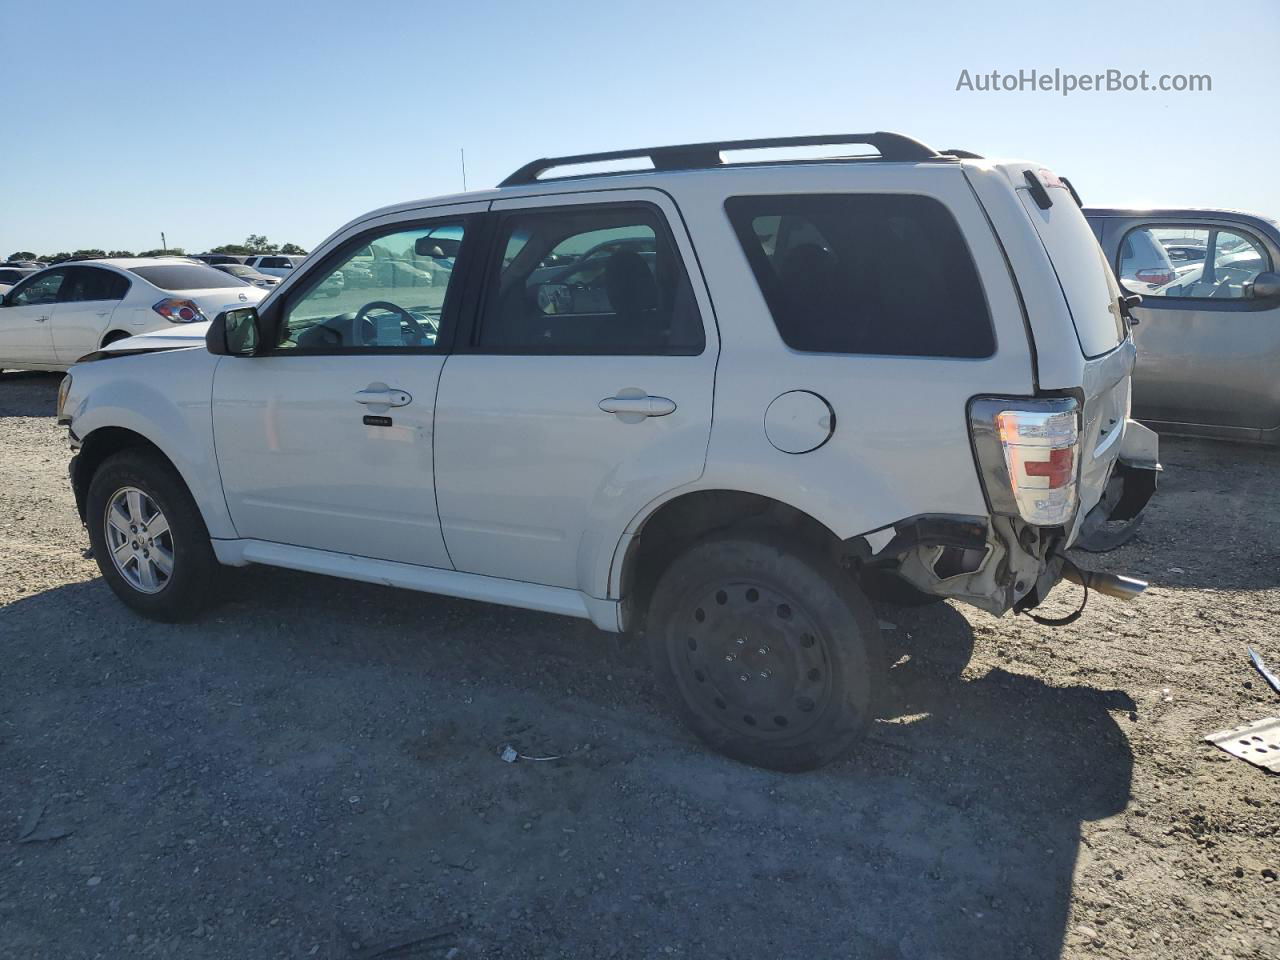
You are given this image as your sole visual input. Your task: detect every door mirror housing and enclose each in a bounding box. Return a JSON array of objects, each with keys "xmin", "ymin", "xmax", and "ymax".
[
  {"xmin": 1244, "ymin": 271, "xmax": 1280, "ymax": 300},
  {"xmin": 207, "ymin": 306, "xmax": 263, "ymax": 356}
]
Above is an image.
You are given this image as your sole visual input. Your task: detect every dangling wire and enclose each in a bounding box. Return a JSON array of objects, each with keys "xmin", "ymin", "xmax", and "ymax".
[{"xmin": 1023, "ymin": 556, "xmax": 1089, "ymax": 627}]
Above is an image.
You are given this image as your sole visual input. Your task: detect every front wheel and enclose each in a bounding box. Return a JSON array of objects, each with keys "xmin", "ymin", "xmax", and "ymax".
[
  {"xmin": 647, "ymin": 535, "xmax": 884, "ymax": 772},
  {"xmin": 86, "ymin": 449, "xmax": 219, "ymax": 621}
]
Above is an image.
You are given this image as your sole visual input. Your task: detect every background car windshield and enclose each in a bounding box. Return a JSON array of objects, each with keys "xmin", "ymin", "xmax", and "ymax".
[{"xmin": 128, "ymin": 264, "xmax": 248, "ymax": 290}]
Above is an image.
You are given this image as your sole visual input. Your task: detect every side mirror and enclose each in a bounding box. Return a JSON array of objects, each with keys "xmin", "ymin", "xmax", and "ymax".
[
  {"xmin": 207, "ymin": 306, "xmax": 263, "ymax": 356},
  {"xmin": 1244, "ymin": 271, "xmax": 1280, "ymax": 300},
  {"xmin": 535, "ymin": 282, "xmax": 573, "ymax": 315}
]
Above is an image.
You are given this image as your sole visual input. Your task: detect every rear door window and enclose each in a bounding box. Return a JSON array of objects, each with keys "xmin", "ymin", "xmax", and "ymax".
[
  {"xmin": 474, "ymin": 203, "xmax": 704, "ymax": 355},
  {"xmin": 61, "ymin": 266, "xmax": 129, "ymax": 301},
  {"xmin": 1017, "ymin": 183, "xmax": 1123, "ymax": 358},
  {"xmin": 725, "ymin": 194, "xmax": 994, "ymax": 358}
]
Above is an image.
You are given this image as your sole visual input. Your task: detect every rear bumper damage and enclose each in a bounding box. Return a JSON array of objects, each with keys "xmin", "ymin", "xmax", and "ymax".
[{"xmin": 855, "ymin": 421, "xmax": 1159, "ymax": 617}]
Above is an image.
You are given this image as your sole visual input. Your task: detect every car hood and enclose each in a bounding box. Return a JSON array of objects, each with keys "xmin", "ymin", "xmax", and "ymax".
[{"xmin": 98, "ymin": 320, "xmax": 212, "ymax": 355}]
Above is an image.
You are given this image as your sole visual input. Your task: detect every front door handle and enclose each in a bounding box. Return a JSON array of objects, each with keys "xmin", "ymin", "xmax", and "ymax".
[
  {"xmin": 355, "ymin": 387, "xmax": 413, "ymax": 407},
  {"xmin": 34, "ymin": 316, "xmax": 48, "ymax": 323},
  {"xmin": 599, "ymin": 393, "xmax": 677, "ymax": 418}
]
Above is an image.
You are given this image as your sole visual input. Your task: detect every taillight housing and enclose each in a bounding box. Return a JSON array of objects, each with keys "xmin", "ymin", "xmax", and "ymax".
[
  {"xmin": 1134, "ymin": 267, "xmax": 1175, "ymax": 287},
  {"xmin": 153, "ymin": 298, "xmax": 206, "ymax": 324},
  {"xmin": 970, "ymin": 397, "xmax": 1081, "ymax": 527}
]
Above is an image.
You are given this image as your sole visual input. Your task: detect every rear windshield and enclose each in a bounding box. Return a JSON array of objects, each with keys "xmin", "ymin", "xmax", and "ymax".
[
  {"xmin": 258, "ymin": 256, "xmax": 295, "ymax": 269},
  {"xmin": 1019, "ymin": 184, "xmax": 1124, "ymax": 358},
  {"xmin": 129, "ymin": 264, "xmax": 248, "ymax": 290}
]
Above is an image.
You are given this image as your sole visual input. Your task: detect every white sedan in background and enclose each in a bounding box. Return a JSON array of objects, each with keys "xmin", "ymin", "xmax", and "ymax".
[{"xmin": 0, "ymin": 258, "xmax": 266, "ymax": 373}]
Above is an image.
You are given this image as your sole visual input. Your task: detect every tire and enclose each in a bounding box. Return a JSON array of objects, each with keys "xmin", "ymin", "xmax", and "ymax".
[
  {"xmin": 647, "ymin": 534, "xmax": 884, "ymax": 772},
  {"xmin": 85, "ymin": 449, "xmax": 219, "ymax": 621}
]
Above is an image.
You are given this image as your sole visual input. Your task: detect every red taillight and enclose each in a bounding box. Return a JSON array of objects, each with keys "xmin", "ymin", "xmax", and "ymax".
[
  {"xmin": 152, "ymin": 298, "xmax": 207, "ymax": 324},
  {"xmin": 1135, "ymin": 268, "xmax": 1175, "ymax": 286},
  {"xmin": 1022, "ymin": 447, "xmax": 1075, "ymax": 488}
]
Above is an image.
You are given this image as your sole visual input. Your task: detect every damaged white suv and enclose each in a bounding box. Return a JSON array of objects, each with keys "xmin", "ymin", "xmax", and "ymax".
[{"xmin": 59, "ymin": 133, "xmax": 1158, "ymax": 771}]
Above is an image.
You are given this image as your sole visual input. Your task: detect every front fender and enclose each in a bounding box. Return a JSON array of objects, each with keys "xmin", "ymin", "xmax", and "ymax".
[{"xmin": 66, "ymin": 350, "xmax": 235, "ymax": 539}]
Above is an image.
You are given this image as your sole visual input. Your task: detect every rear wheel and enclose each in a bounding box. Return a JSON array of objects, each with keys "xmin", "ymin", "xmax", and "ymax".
[
  {"xmin": 86, "ymin": 449, "xmax": 219, "ymax": 621},
  {"xmin": 647, "ymin": 534, "xmax": 883, "ymax": 772}
]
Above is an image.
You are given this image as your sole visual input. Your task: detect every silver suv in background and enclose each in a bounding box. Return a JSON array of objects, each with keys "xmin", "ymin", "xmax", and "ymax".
[{"xmin": 1086, "ymin": 208, "xmax": 1280, "ymax": 445}]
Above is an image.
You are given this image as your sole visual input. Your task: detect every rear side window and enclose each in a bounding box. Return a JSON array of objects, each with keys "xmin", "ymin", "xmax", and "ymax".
[
  {"xmin": 725, "ymin": 194, "xmax": 994, "ymax": 358},
  {"xmin": 475, "ymin": 203, "xmax": 704, "ymax": 355},
  {"xmin": 128, "ymin": 264, "xmax": 247, "ymax": 290},
  {"xmin": 62, "ymin": 266, "xmax": 129, "ymax": 301}
]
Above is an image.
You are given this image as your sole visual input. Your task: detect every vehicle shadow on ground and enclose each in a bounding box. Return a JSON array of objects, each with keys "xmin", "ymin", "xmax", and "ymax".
[
  {"xmin": 870, "ymin": 600, "xmax": 1136, "ymax": 958},
  {"xmin": 2, "ymin": 574, "xmax": 1134, "ymax": 960},
  {"xmin": 0, "ymin": 371, "xmax": 60, "ymax": 417}
]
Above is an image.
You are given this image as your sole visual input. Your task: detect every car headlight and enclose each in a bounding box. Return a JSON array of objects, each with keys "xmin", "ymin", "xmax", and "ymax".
[{"xmin": 56, "ymin": 373, "xmax": 73, "ymax": 425}]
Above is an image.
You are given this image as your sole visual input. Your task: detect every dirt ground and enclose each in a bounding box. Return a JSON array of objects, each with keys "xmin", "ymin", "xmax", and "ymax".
[{"xmin": 1, "ymin": 371, "xmax": 1277, "ymax": 960}]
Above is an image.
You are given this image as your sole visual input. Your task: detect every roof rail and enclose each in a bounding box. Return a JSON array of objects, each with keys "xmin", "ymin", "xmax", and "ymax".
[
  {"xmin": 941, "ymin": 148, "xmax": 984, "ymax": 159},
  {"xmin": 499, "ymin": 131, "xmax": 944, "ymax": 187}
]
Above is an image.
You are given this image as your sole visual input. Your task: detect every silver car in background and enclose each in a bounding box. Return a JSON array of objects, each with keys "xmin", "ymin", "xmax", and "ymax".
[{"xmin": 1086, "ymin": 208, "xmax": 1280, "ymax": 445}]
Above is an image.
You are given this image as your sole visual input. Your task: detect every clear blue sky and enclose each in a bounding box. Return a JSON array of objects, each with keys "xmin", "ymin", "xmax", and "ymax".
[{"xmin": 2, "ymin": 0, "xmax": 1276, "ymax": 256}]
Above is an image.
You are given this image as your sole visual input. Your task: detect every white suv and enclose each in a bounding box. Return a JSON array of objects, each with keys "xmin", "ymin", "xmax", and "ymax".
[
  {"xmin": 244, "ymin": 254, "xmax": 306, "ymax": 277},
  {"xmin": 58, "ymin": 133, "xmax": 1159, "ymax": 771}
]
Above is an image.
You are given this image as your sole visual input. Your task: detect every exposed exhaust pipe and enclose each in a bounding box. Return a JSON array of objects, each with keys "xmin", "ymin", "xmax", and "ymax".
[{"xmin": 1062, "ymin": 566, "xmax": 1147, "ymax": 601}]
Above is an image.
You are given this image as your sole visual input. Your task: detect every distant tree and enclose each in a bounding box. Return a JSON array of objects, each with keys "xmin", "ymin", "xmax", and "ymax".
[
  {"xmin": 135, "ymin": 247, "xmax": 186, "ymax": 258},
  {"xmin": 210, "ymin": 243, "xmax": 253, "ymax": 255},
  {"xmin": 46, "ymin": 252, "xmax": 73, "ymax": 263},
  {"xmin": 279, "ymin": 242, "xmax": 309, "ymax": 256},
  {"xmin": 245, "ymin": 234, "xmax": 274, "ymax": 254},
  {"xmin": 70, "ymin": 249, "xmax": 107, "ymax": 260},
  {"xmin": 106, "ymin": 250, "xmax": 136, "ymax": 258},
  {"xmin": 8, "ymin": 251, "xmax": 37, "ymax": 261}
]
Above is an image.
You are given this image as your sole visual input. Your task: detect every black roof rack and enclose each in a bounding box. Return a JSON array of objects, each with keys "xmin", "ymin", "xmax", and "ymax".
[
  {"xmin": 941, "ymin": 148, "xmax": 984, "ymax": 159},
  {"xmin": 499, "ymin": 131, "xmax": 944, "ymax": 187}
]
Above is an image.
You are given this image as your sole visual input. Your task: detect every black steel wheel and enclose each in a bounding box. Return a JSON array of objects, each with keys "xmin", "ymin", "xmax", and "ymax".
[{"xmin": 648, "ymin": 534, "xmax": 883, "ymax": 771}]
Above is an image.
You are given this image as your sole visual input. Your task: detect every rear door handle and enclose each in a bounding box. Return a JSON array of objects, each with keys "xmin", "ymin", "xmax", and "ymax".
[
  {"xmin": 354, "ymin": 387, "xmax": 413, "ymax": 407},
  {"xmin": 35, "ymin": 316, "xmax": 48, "ymax": 323},
  {"xmin": 599, "ymin": 394, "xmax": 677, "ymax": 418}
]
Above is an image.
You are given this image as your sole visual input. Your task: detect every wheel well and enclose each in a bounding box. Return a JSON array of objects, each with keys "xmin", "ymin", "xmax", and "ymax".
[
  {"xmin": 70, "ymin": 427, "xmax": 175, "ymax": 522},
  {"xmin": 619, "ymin": 491, "xmax": 848, "ymax": 634},
  {"xmin": 100, "ymin": 330, "xmax": 131, "ymax": 347}
]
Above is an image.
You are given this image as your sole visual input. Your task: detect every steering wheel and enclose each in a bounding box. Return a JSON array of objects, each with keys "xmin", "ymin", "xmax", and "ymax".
[{"xmin": 350, "ymin": 301, "xmax": 429, "ymax": 346}]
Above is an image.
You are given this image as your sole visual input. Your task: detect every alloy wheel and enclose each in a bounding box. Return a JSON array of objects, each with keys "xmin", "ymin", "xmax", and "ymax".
[{"xmin": 104, "ymin": 486, "xmax": 174, "ymax": 594}]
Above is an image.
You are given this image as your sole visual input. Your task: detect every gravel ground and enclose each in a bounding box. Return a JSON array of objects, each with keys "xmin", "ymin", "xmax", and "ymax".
[{"xmin": 2, "ymin": 371, "xmax": 1278, "ymax": 960}]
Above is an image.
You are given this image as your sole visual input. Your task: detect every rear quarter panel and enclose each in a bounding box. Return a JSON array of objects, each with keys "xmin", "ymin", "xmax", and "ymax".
[{"xmin": 645, "ymin": 163, "xmax": 1037, "ymax": 542}]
